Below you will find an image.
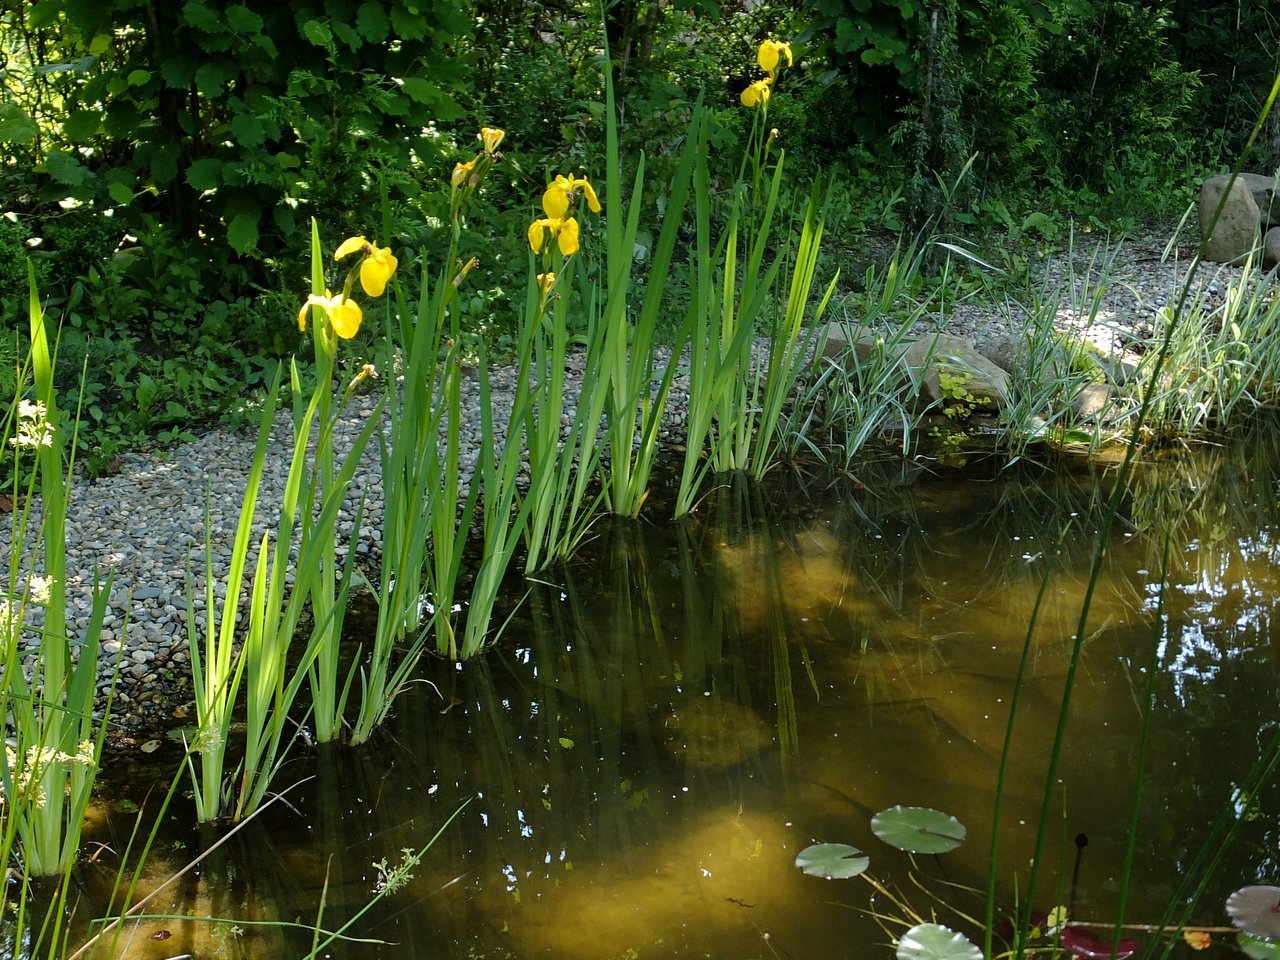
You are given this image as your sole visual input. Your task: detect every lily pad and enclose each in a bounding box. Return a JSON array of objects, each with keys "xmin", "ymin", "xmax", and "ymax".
[
  {"xmin": 895, "ymin": 923, "xmax": 982, "ymax": 960},
  {"xmin": 795, "ymin": 842, "xmax": 869, "ymax": 879},
  {"xmin": 871, "ymin": 806, "xmax": 967, "ymax": 854},
  {"xmin": 1228, "ymin": 886, "xmax": 1280, "ymax": 939},
  {"xmin": 1238, "ymin": 933, "xmax": 1280, "ymax": 960}
]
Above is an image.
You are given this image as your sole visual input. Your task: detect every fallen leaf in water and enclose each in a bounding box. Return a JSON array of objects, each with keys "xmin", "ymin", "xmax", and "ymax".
[
  {"xmin": 139, "ymin": 740, "xmax": 161, "ymax": 754},
  {"xmin": 1182, "ymin": 930, "xmax": 1211, "ymax": 950}
]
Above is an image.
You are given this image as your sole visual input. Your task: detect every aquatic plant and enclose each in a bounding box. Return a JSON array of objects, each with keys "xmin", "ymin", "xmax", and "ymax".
[
  {"xmin": 185, "ymin": 224, "xmax": 381, "ymax": 817},
  {"xmin": 675, "ymin": 42, "xmax": 837, "ymax": 516},
  {"xmin": 0, "ymin": 267, "xmax": 114, "ymax": 884},
  {"xmin": 302, "ymin": 226, "xmax": 391, "ymax": 742},
  {"xmin": 785, "ymin": 237, "xmax": 932, "ymax": 469},
  {"xmin": 594, "ymin": 31, "xmax": 692, "ymax": 520},
  {"xmin": 794, "ymin": 806, "xmax": 984, "ymax": 957}
]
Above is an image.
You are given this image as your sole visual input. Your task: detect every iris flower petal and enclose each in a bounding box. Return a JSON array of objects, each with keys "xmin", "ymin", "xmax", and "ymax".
[
  {"xmin": 542, "ymin": 183, "xmax": 571, "ymax": 219},
  {"xmin": 557, "ymin": 218, "xmax": 580, "ymax": 256},
  {"xmin": 480, "ymin": 127, "xmax": 505, "ymax": 155},
  {"xmin": 359, "ymin": 245, "xmax": 398, "ymax": 297},
  {"xmin": 528, "ymin": 219, "xmax": 547, "ymax": 253},
  {"xmin": 334, "ymin": 236, "xmax": 368, "ymax": 261},
  {"xmin": 330, "ymin": 298, "xmax": 363, "ymax": 339},
  {"xmin": 580, "ymin": 179, "xmax": 602, "ymax": 213}
]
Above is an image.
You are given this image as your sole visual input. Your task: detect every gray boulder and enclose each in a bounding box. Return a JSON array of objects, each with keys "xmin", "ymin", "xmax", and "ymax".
[
  {"xmin": 904, "ymin": 334, "xmax": 1010, "ymax": 412},
  {"xmin": 1200, "ymin": 175, "xmax": 1261, "ymax": 265},
  {"xmin": 1071, "ymin": 383, "xmax": 1114, "ymax": 420},
  {"xmin": 1237, "ymin": 172, "xmax": 1280, "ymax": 225},
  {"xmin": 820, "ymin": 323, "xmax": 887, "ymax": 364},
  {"xmin": 1266, "ymin": 226, "xmax": 1280, "ymax": 269},
  {"xmin": 980, "ymin": 333, "xmax": 1073, "ymax": 390}
]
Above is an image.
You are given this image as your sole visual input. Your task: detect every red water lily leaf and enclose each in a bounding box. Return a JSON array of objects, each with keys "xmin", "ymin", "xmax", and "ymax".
[{"xmin": 1060, "ymin": 926, "xmax": 1138, "ymax": 959}]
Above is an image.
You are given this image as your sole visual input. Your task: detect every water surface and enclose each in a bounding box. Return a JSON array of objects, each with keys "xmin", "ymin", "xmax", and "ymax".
[{"xmin": 93, "ymin": 435, "xmax": 1280, "ymax": 960}]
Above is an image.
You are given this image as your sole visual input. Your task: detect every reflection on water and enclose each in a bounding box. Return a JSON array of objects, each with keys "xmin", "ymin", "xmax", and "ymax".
[{"xmin": 89, "ymin": 433, "xmax": 1280, "ymax": 959}]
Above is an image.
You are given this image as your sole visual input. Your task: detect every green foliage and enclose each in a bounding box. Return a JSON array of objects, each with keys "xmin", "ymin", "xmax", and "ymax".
[
  {"xmin": 10, "ymin": 0, "xmax": 471, "ymax": 257},
  {"xmin": 960, "ymin": 0, "xmax": 1046, "ymax": 186},
  {"xmin": 1037, "ymin": 1, "xmax": 1201, "ymax": 195}
]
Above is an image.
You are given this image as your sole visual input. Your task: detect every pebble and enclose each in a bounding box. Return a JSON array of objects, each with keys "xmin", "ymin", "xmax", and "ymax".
[{"xmin": 0, "ymin": 229, "xmax": 1253, "ymax": 734}]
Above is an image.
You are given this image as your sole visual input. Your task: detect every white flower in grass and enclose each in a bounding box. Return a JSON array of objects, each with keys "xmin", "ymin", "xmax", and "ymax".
[
  {"xmin": 27, "ymin": 575, "xmax": 53, "ymax": 605},
  {"xmin": 9, "ymin": 399, "xmax": 52, "ymax": 449}
]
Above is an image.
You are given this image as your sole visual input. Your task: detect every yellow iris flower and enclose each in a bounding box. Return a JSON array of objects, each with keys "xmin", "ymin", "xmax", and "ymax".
[
  {"xmin": 543, "ymin": 174, "xmax": 602, "ymax": 219},
  {"xmin": 528, "ymin": 217, "xmax": 580, "ymax": 257},
  {"xmin": 741, "ymin": 78, "xmax": 772, "ymax": 108},
  {"xmin": 298, "ymin": 291, "xmax": 363, "ymax": 340},
  {"xmin": 757, "ymin": 40, "xmax": 793, "ymax": 77},
  {"xmin": 452, "ymin": 158, "xmax": 478, "ymax": 190},
  {"xmin": 537, "ymin": 271, "xmax": 556, "ymax": 305},
  {"xmin": 334, "ymin": 235, "xmax": 398, "ymax": 297},
  {"xmin": 480, "ymin": 127, "xmax": 505, "ymax": 155}
]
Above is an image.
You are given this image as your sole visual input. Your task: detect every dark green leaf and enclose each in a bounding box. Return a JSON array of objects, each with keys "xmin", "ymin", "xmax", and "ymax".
[
  {"xmin": 186, "ymin": 158, "xmax": 223, "ymax": 191},
  {"xmin": 301, "ymin": 19, "xmax": 332, "ymax": 47},
  {"xmin": 30, "ymin": 0, "xmax": 61, "ymax": 28},
  {"xmin": 224, "ymin": 4, "xmax": 263, "ymax": 33},
  {"xmin": 226, "ymin": 212, "xmax": 259, "ymax": 253},
  {"xmin": 107, "ymin": 180, "xmax": 134, "ymax": 205},
  {"xmin": 44, "ymin": 150, "xmax": 91, "ymax": 186},
  {"xmin": 182, "ymin": 0, "xmax": 224, "ymax": 33},
  {"xmin": 62, "ymin": 108, "xmax": 102, "ymax": 141},
  {"xmin": 229, "ymin": 112, "xmax": 266, "ymax": 149},
  {"xmin": 401, "ymin": 77, "xmax": 439, "ymax": 105},
  {"xmin": 390, "ymin": 6, "xmax": 427, "ymax": 39},
  {"xmin": 194, "ymin": 63, "xmax": 233, "ymax": 96},
  {"xmin": 0, "ymin": 103, "xmax": 40, "ymax": 144},
  {"xmin": 356, "ymin": 1, "xmax": 390, "ymax": 42},
  {"xmin": 150, "ymin": 145, "xmax": 178, "ymax": 184},
  {"xmin": 332, "ymin": 21, "xmax": 361, "ymax": 50},
  {"xmin": 160, "ymin": 58, "xmax": 196, "ymax": 88}
]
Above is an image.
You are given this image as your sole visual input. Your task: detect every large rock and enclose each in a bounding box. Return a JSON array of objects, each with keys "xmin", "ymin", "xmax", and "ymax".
[
  {"xmin": 818, "ymin": 322, "xmax": 907, "ymax": 365},
  {"xmin": 1200, "ymin": 175, "xmax": 1261, "ymax": 264},
  {"xmin": 980, "ymin": 333, "xmax": 1073, "ymax": 390},
  {"xmin": 904, "ymin": 334, "xmax": 1010, "ymax": 412},
  {"xmin": 1266, "ymin": 226, "xmax": 1280, "ymax": 269},
  {"xmin": 1237, "ymin": 172, "xmax": 1280, "ymax": 225}
]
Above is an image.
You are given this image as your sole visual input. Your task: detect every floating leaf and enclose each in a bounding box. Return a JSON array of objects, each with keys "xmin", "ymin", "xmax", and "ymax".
[
  {"xmin": 895, "ymin": 923, "xmax": 982, "ymax": 960},
  {"xmin": 1228, "ymin": 886, "xmax": 1280, "ymax": 939},
  {"xmin": 795, "ymin": 843, "xmax": 869, "ymax": 879},
  {"xmin": 1059, "ymin": 926, "xmax": 1138, "ymax": 959},
  {"xmin": 1238, "ymin": 933, "xmax": 1280, "ymax": 960},
  {"xmin": 871, "ymin": 806, "xmax": 966, "ymax": 854}
]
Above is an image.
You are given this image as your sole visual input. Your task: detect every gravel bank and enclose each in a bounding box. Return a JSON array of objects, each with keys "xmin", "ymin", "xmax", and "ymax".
[{"xmin": 0, "ymin": 228, "xmax": 1257, "ymax": 737}]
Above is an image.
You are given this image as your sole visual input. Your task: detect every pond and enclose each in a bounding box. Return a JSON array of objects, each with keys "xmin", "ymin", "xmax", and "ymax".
[{"xmin": 83, "ymin": 431, "xmax": 1280, "ymax": 960}]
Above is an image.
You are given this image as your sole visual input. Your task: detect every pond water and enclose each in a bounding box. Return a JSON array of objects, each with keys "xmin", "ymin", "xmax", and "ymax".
[{"xmin": 85, "ymin": 432, "xmax": 1280, "ymax": 960}]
